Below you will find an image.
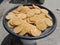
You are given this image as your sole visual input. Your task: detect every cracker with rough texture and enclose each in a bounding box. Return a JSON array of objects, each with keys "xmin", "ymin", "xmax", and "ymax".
[
  {"xmin": 7, "ymin": 20, "xmax": 14, "ymax": 28},
  {"xmin": 26, "ymin": 9, "xmax": 35, "ymax": 17},
  {"xmin": 30, "ymin": 15, "xmax": 45, "ymax": 22},
  {"xmin": 14, "ymin": 21, "xmax": 27, "ymax": 34},
  {"xmin": 41, "ymin": 9, "xmax": 48, "ymax": 14},
  {"xmin": 40, "ymin": 9, "xmax": 52, "ymax": 19},
  {"xmin": 19, "ymin": 22, "xmax": 28, "ymax": 35},
  {"xmin": 44, "ymin": 18, "xmax": 53, "ymax": 26},
  {"xmin": 20, "ymin": 6, "xmax": 30, "ymax": 14},
  {"xmin": 6, "ymin": 12, "xmax": 16, "ymax": 20},
  {"xmin": 8, "ymin": 19, "xmax": 16, "ymax": 27},
  {"xmin": 23, "ymin": 22, "xmax": 41, "ymax": 36},
  {"xmin": 33, "ymin": 5, "xmax": 41, "ymax": 9},
  {"xmin": 31, "ymin": 9, "xmax": 41, "ymax": 14},
  {"xmin": 12, "ymin": 17, "xmax": 25, "ymax": 26},
  {"xmin": 26, "ymin": 18, "xmax": 34, "ymax": 24},
  {"xmin": 28, "ymin": 6, "xmax": 34, "ymax": 9},
  {"xmin": 35, "ymin": 20, "xmax": 47, "ymax": 31},
  {"xmin": 30, "ymin": 15, "xmax": 39, "ymax": 22},
  {"xmin": 45, "ymin": 14, "xmax": 52, "ymax": 19},
  {"xmin": 18, "ymin": 21, "xmax": 41, "ymax": 36},
  {"xmin": 19, "ymin": 29, "xmax": 27, "ymax": 35},
  {"xmin": 17, "ymin": 13, "xmax": 27, "ymax": 19},
  {"xmin": 14, "ymin": 25, "xmax": 23, "ymax": 33},
  {"xmin": 16, "ymin": 6, "xmax": 24, "ymax": 11},
  {"xmin": 12, "ymin": 10, "xmax": 20, "ymax": 14},
  {"xmin": 29, "ymin": 26, "xmax": 41, "ymax": 36}
]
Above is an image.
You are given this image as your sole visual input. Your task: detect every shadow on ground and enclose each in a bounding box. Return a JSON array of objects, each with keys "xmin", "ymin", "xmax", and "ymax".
[{"xmin": 1, "ymin": 34, "xmax": 23, "ymax": 45}]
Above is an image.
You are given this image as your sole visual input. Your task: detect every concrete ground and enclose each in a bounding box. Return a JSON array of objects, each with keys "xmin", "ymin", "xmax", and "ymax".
[{"xmin": 0, "ymin": 0, "xmax": 60, "ymax": 45}]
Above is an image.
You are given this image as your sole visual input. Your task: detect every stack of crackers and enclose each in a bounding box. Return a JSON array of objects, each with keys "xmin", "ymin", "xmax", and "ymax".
[{"xmin": 6, "ymin": 5, "xmax": 53, "ymax": 36}]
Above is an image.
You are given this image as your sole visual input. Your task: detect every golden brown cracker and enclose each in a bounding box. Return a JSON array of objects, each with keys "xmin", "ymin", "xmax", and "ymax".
[
  {"xmin": 30, "ymin": 15, "xmax": 44, "ymax": 22},
  {"xmin": 28, "ymin": 6, "xmax": 34, "ymax": 9},
  {"xmin": 30, "ymin": 15, "xmax": 38, "ymax": 22},
  {"xmin": 26, "ymin": 10, "xmax": 35, "ymax": 17},
  {"xmin": 20, "ymin": 6, "xmax": 30, "ymax": 14},
  {"xmin": 45, "ymin": 18, "xmax": 53, "ymax": 26},
  {"xmin": 45, "ymin": 14, "xmax": 52, "ymax": 19},
  {"xmin": 6, "ymin": 12, "xmax": 16, "ymax": 20},
  {"xmin": 19, "ymin": 25, "xmax": 28, "ymax": 35},
  {"xmin": 41, "ymin": 9, "xmax": 48, "ymax": 14},
  {"xmin": 17, "ymin": 13, "xmax": 26, "ymax": 19},
  {"xmin": 29, "ymin": 25, "xmax": 41, "ymax": 36},
  {"xmin": 26, "ymin": 18, "xmax": 34, "ymax": 24},
  {"xmin": 7, "ymin": 20, "xmax": 14, "ymax": 28},
  {"xmin": 12, "ymin": 17, "xmax": 24, "ymax": 26},
  {"xmin": 19, "ymin": 22, "xmax": 29, "ymax": 35},
  {"xmin": 8, "ymin": 19, "xmax": 15, "ymax": 26},
  {"xmin": 33, "ymin": 5, "xmax": 41, "ymax": 9},
  {"xmin": 25, "ymin": 23, "xmax": 41, "ymax": 36},
  {"xmin": 32, "ymin": 9, "xmax": 41, "ymax": 14},
  {"xmin": 14, "ymin": 21, "xmax": 27, "ymax": 34},
  {"xmin": 14, "ymin": 25, "xmax": 23, "ymax": 33},
  {"xmin": 16, "ymin": 6, "xmax": 24, "ymax": 11},
  {"xmin": 30, "ymin": 29, "xmax": 41, "ymax": 36},
  {"xmin": 12, "ymin": 10, "xmax": 20, "ymax": 14},
  {"xmin": 36, "ymin": 20, "xmax": 47, "ymax": 31}
]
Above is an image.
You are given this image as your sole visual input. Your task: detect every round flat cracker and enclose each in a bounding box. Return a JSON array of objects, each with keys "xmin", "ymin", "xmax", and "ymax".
[
  {"xmin": 30, "ymin": 15, "xmax": 45, "ymax": 22},
  {"xmin": 45, "ymin": 14, "xmax": 52, "ymax": 19},
  {"xmin": 33, "ymin": 5, "xmax": 41, "ymax": 9},
  {"xmin": 19, "ymin": 28, "xmax": 27, "ymax": 36},
  {"xmin": 36, "ymin": 20, "xmax": 47, "ymax": 31},
  {"xmin": 6, "ymin": 12, "xmax": 16, "ymax": 20},
  {"xmin": 14, "ymin": 25, "xmax": 23, "ymax": 33},
  {"xmin": 31, "ymin": 9, "xmax": 41, "ymax": 14},
  {"xmin": 11, "ymin": 17, "xmax": 24, "ymax": 26},
  {"xmin": 12, "ymin": 10, "xmax": 20, "ymax": 14},
  {"xmin": 45, "ymin": 18, "xmax": 53, "ymax": 26},
  {"xmin": 17, "ymin": 13, "xmax": 26, "ymax": 19},
  {"xmin": 20, "ymin": 6, "xmax": 30, "ymax": 14},
  {"xmin": 30, "ymin": 26, "xmax": 41, "ymax": 36},
  {"xmin": 7, "ymin": 21, "xmax": 14, "ymax": 28},
  {"xmin": 26, "ymin": 10, "xmax": 35, "ymax": 17},
  {"xmin": 16, "ymin": 6, "xmax": 24, "ymax": 11},
  {"xmin": 41, "ymin": 9, "xmax": 48, "ymax": 14},
  {"xmin": 26, "ymin": 18, "xmax": 34, "ymax": 24}
]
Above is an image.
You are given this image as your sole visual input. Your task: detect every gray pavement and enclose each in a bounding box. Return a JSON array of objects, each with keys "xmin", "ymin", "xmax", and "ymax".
[{"xmin": 0, "ymin": 0, "xmax": 60, "ymax": 45}]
